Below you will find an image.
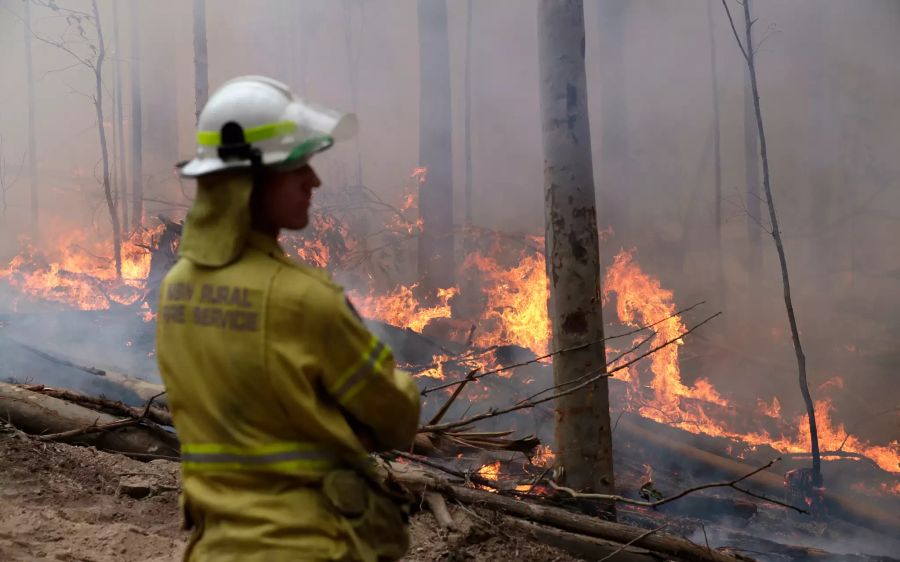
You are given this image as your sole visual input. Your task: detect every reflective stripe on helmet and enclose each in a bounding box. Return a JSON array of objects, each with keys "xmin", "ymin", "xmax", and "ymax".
[
  {"xmin": 181, "ymin": 442, "xmax": 346, "ymax": 474},
  {"xmin": 331, "ymin": 336, "xmax": 391, "ymax": 404},
  {"xmin": 196, "ymin": 120, "xmax": 298, "ymax": 147}
]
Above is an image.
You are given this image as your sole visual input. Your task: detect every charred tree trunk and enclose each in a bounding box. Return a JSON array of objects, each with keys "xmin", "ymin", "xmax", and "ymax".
[
  {"xmin": 707, "ymin": 0, "xmax": 725, "ymax": 305},
  {"xmin": 112, "ymin": 0, "xmax": 129, "ymax": 233},
  {"xmin": 193, "ymin": 0, "xmax": 208, "ymax": 124},
  {"xmin": 416, "ymin": 0, "xmax": 455, "ymax": 299},
  {"xmin": 725, "ymin": 0, "xmax": 822, "ymax": 487},
  {"xmin": 596, "ymin": 0, "xmax": 629, "ymax": 239},
  {"xmin": 91, "ymin": 0, "xmax": 122, "ymax": 278},
  {"xmin": 129, "ymin": 0, "xmax": 143, "ymax": 228},
  {"xmin": 23, "ymin": 0, "xmax": 38, "ymax": 242},
  {"xmin": 538, "ymin": 0, "xmax": 615, "ymax": 506},
  {"xmin": 742, "ymin": 1, "xmax": 762, "ymax": 279}
]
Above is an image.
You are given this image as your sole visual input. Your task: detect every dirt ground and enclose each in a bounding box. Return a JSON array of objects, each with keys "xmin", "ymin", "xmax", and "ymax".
[{"xmin": 0, "ymin": 427, "xmax": 577, "ymax": 562}]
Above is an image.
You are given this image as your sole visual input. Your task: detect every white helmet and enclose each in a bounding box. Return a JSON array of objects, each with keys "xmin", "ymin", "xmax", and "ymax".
[{"xmin": 179, "ymin": 75, "xmax": 357, "ymax": 177}]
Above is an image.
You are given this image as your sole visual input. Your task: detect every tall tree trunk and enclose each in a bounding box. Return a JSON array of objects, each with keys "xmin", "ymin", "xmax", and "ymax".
[
  {"xmin": 729, "ymin": 0, "xmax": 822, "ymax": 487},
  {"xmin": 707, "ymin": 0, "xmax": 724, "ymax": 306},
  {"xmin": 743, "ymin": 1, "xmax": 762, "ymax": 278},
  {"xmin": 416, "ymin": 0, "xmax": 455, "ymax": 298},
  {"xmin": 596, "ymin": 0, "xmax": 628, "ymax": 239},
  {"xmin": 129, "ymin": 0, "xmax": 143, "ymax": 228},
  {"xmin": 538, "ymin": 0, "xmax": 616, "ymax": 507},
  {"xmin": 113, "ymin": 0, "xmax": 129, "ymax": 233},
  {"xmin": 23, "ymin": 0, "xmax": 38, "ymax": 242},
  {"xmin": 91, "ymin": 0, "xmax": 122, "ymax": 278},
  {"xmin": 193, "ymin": 0, "xmax": 208, "ymax": 124}
]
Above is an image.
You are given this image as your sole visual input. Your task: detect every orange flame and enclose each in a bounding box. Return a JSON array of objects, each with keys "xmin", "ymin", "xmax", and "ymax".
[
  {"xmin": 477, "ymin": 460, "xmax": 501, "ymax": 481},
  {"xmin": 603, "ymin": 249, "xmax": 899, "ymax": 475},
  {"xmin": 1, "ymin": 226, "xmax": 163, "ymax": 311}
]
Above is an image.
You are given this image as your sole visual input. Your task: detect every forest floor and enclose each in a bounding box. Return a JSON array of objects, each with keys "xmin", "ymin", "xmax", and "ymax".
[{"xmin": 0, "ymin": 427, "xmax": 577, "ymax": 562}]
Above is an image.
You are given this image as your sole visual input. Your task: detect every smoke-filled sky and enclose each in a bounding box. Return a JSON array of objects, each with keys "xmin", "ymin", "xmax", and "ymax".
[{"xmin": 1, "ymin": 0, "xmax": 899, "ymax": 439}]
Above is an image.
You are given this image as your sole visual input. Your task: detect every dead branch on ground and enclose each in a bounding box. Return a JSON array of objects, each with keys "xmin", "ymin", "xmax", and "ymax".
[
  {"xmin": 421, "ymin": 312, "xmax": 721, "ymax": 433},
  {"xmin": 549, "ymin": 458, "xmax": 806, "ymax": 514},
  {"xmin": 36, "ymin": 391, "xmax": 165, "ymax": 442},
  {"xmin": 20, "ymin": 384, "xmax": 172, "ymax": 426},
  {"xmin": 386, "ymin": 461, "xmax": 742, "ymax": 562}
]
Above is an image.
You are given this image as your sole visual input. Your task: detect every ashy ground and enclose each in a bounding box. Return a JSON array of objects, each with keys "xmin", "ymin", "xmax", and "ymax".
[{"xmin": 0, "ymin": 428, "xmax": 577, "ymax": 562}]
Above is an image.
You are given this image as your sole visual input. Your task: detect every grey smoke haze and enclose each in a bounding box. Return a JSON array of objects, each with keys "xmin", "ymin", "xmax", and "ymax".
[{"xmin": 0, "ymin": 1, "xmax": 899, "ymax": 443}]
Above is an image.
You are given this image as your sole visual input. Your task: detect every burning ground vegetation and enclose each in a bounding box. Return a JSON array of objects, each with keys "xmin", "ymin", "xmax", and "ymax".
[{"xmin": 1, "ymin": 180, "xmax": 899, "ymax": 561}]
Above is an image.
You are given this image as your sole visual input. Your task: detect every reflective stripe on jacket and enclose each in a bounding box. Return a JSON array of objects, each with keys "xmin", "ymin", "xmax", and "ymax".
[{"xmin": 156, "ymin": 230, "xmax": 420, "ymax": 561}]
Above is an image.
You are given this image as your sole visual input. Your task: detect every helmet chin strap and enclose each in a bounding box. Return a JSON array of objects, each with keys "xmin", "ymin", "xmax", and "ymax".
[{"xmin": 217, "ymin": 121, "xmax": 265, "ymax": 190}]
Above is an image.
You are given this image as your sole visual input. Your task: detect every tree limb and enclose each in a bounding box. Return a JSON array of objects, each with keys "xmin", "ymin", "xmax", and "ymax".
[
  {"xmin": 420, "ymin": 301, "xmax": 706, "ymax": 395},
  {"xmin": 421, "ymin": 312, "xmax": 721, "ymax": 433},
  {"xmin": 549, "ymin": 457, "xmax": 806, "ymax": 514}
]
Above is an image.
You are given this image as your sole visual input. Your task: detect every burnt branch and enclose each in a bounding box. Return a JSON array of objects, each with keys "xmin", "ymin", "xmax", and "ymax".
[
  {"xmin": 550, "ymin": 458, "xmax": 807, "ymax": 514},
  {"xmin": 420, "ymin": 312, "xmax": 721, "ymax": 433},
  {"xmin": 36, "ymin": 391, "xmax": 166, "ymax": 442},
  {"xmin": 420, "ymin": 300, "xmax": 707, "ymax": 395}
]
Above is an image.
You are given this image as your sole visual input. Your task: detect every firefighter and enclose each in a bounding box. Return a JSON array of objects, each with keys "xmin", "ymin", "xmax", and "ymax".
[{"xmin": 156, "ymin": 75, "xmax": 421, "ymax": 562}]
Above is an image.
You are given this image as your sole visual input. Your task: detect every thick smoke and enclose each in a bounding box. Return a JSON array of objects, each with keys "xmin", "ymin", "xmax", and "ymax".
[{"xmin": 0, "ymin": 0, "xmax": 898, "ymax": 455}]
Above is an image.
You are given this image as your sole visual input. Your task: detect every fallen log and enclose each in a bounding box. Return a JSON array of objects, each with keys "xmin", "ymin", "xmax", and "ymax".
[
  {"xmin": 616, "ymin": 414, "xmax": 900, "ymax": 537},
  {"xmin": 506, "ymin": 519, "xmax": 673, "ymax": 562},
  {"xmin": 386, "ymin": 462, "xmax": 742, "ymax": 562},
  {"xmin": 100, "ymin": 371, "xmax": 168, "ymax": 406},
  {"xmin": 0, "ymin": 382, "xmax": 179, "ymax": 459},
  {"xmin": 0, "ymin": 333, "xmax": 168, "ymax": 406},
  {"xmin": 18, "ymin": 384, "xmax": 173, "ymax": 426}
]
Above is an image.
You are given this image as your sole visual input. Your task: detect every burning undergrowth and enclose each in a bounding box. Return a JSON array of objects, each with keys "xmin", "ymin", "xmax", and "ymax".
[{"xmin": 0, "ymin": 174, "xmax": 897, "ymax": 511}]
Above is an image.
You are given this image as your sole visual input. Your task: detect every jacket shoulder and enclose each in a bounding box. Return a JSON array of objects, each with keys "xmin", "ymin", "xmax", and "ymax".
[{"xmin": 268, "ymin": 259, "xmax": 347, "ymax": 316}]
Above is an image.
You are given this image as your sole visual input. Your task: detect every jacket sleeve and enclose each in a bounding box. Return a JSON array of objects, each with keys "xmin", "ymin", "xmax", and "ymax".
[{"xmin": 319, "ymin": 293, "xmax": 421, "ymax": 451}]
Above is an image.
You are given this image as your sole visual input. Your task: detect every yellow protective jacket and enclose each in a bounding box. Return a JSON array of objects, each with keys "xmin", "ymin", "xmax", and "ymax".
[{"xmin": 156, "ymin": 229, "xmax": 421, "ymax": 562}]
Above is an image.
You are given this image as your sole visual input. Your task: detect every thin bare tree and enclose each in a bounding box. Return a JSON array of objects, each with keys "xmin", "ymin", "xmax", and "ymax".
[
  {"xmin": 27, "ymin": 0, "xmax": 123, "ymax": 277},
  {"xmin": 722, "ymin": 0, "xmax": 822, "ymax": 487},
  {"xmin": 538, "ymin": 0, "xmax": 616, "ymax": 507}
]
